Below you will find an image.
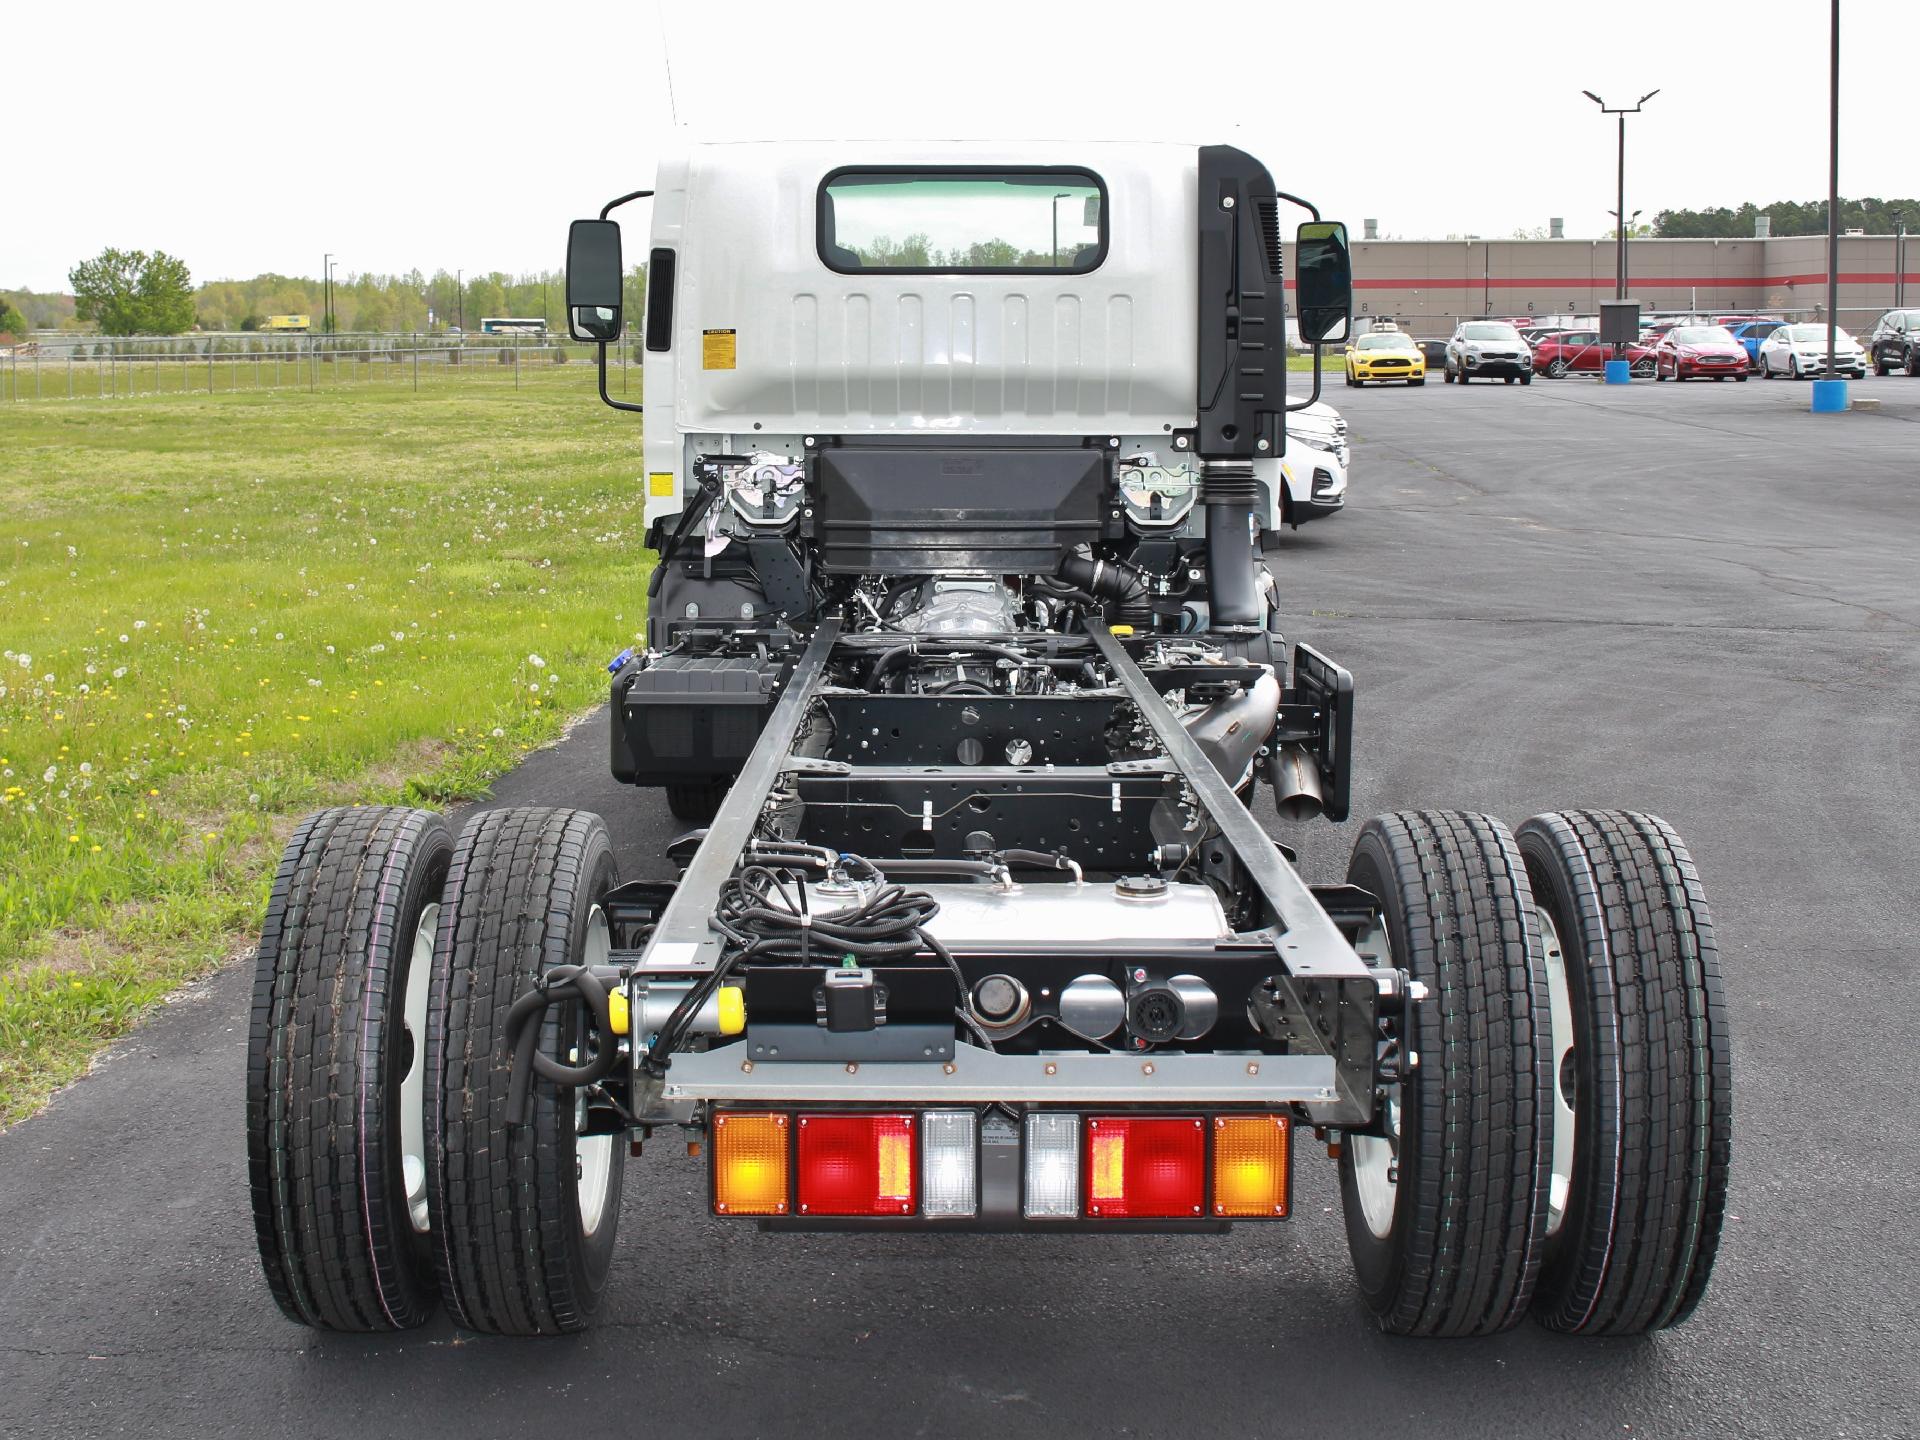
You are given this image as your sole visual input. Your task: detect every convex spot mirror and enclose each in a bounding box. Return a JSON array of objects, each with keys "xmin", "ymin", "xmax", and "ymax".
[
  {"xmin": 1295, "ymin": 221, "xmax": 1353, "ymax": 346},
  {"xmin": 567, "ymin": 218, "xmax": 624, "ymax": 342}
]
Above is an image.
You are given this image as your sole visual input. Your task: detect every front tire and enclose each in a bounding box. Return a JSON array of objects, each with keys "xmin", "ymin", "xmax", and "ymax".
[
  {"xmin": 428, "ymin": 807, "xmax": 625, "ymax": 1335},
  {"xmin": 1338, "ymin": 811, "xmax": 1552, "ymax": 1337},
  {"xmin": 1516, "ymin": 811, "xmax": 1731, "ymax": 1335},
  {"xmin": 248, "ymin": 807, "xmax": 452, "ymax": 1331}
]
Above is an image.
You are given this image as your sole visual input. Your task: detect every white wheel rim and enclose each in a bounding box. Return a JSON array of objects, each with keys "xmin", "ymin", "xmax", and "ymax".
[
  {"xmin": 400, "ymin": 901, "xmax": 438, "ymax": 1234},
  {"xmin": 574, "ymin": 904, "xmax": 617, "ymax": 1238},
  {"xmin": 1540, "ymin": 903, "xmax": 1576, "ymax": 1237},
  {"xmin": 1349, "ymin": 916, "xmax": 1401, "ymax": 1239}
]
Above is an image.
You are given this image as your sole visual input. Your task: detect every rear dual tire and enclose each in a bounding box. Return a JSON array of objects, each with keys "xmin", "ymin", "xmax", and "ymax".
[
  {"xmin": 1517, "ymin": 811, "xmax": 1730, "ymax": 1334},
  {"xmin": 247, "ymin": 807, "xmax": 451, "ymax": 1331},
  {"xmin": 249, "ymin": 804, "xmax": 626, "ymax": 1335},
  {"xmin": 428, "ymin": 807, "xmax": 625, "ymax": 1335},
  {"xmin": 1339, "ymin": 811, "xmax": 1552, "ymax": 1337},
  {"xmin": 1337, "ymin": 808, "xmax": 1729, "ymax": 1337}
]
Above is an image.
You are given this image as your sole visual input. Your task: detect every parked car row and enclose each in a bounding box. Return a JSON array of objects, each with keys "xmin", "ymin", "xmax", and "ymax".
[{"xmin": 1345, "ymin": 308, "xmax": 1920, "ymax": 393}]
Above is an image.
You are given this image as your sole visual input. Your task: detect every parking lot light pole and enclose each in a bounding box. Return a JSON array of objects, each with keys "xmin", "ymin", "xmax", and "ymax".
[
  {"xmin": 1812, "ymin": 0, "xmax": 1848, "ymax": 412},
  {"xmin": 1584, "ymin": 88, "xmax": 1659, "ymax": 363}
]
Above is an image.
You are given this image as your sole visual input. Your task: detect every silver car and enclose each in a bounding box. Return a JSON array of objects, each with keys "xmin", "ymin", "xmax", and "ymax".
[{"xmin": 1444, "ymin": 320, "xmax": 1533, "ymax": 384}]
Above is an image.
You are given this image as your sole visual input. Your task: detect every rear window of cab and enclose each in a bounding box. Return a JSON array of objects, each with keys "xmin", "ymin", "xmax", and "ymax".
[{"xmin": 818, "ymin": 168, "xmax": 1107, "ymax": 275}]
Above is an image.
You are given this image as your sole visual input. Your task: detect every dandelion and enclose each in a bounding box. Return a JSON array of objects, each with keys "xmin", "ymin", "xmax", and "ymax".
[
  {"xmin": 43, "ymin": 766, "xmax": 57, "ymax": 783},
  {"xmin": 528, "ymin": 654, "xmax": 546, "ymax": 669}
]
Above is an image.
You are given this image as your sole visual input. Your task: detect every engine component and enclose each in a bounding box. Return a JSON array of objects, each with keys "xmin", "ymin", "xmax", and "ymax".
[
  {"xmin": 897, "ymin": 578, "xmax": 1020, "ymax": 635},
  {"xmin": 1271, "ymin": 743, "xmax": 1326, "ymax": 821},
  {"xmin": 1201, "ymin": 459, "xmax": 1263, "ymax": 627},
  {"xmin": 1058, "ymin": 974, "xmax": 1127, "ymax": 1042},
  {"xmin": 1056, "ymin": 543, "xmax": 1152, "ymax": 607},
  {"xmin": 1182, "ymin": 668, "xmax": 1282, "ymax": 790}
]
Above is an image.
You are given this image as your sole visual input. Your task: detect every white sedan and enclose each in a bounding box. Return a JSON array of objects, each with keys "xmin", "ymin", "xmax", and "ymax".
[
  {"xmin": 1757, "ymin": 323, "xmax": 1868, "ymax": 379},
  {"xmin": 1260, "ymin": 401, "xmax": 1347, "ymax": 548}
]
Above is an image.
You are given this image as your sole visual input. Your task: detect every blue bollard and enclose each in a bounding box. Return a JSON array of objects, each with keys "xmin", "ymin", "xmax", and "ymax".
[
  {"xmin": 1809, "ymin": 378, "xmax": 1849, "ymax": 412},
  {"xmin": 1604, "ymin": 359, "xmax": 1632, "ymax": 384}
]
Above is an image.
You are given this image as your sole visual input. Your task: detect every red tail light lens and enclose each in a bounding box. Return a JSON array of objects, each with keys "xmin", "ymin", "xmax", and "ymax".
[
  {"xmin": 1084, "ymin": 1116, "xmax": 1206, "ymax": 1218},
  {"xmin": 796, "ymin": 1114, "xmax": 916, "ymax": 1216}
]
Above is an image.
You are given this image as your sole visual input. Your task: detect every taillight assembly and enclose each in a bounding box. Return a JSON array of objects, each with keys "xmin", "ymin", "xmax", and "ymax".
[
  {"xmin": 1085, "ymin": 1116, "xmax": 1207, "ymax": 1218},
  {"xmin": 712, "ymin": 1112, "xmax": 789, "ymax": 1216},
  {"xmin": 796, "ymin": 1113, "xmax": 915, "ymax": 1216},
  {"xmin": 1211, "ymin": 1114, "xmax": 1290, "ymax": 1217},
  {"xmin": 713, "ymin": 1108, "xmax": 1290, "ymax": 1222}
]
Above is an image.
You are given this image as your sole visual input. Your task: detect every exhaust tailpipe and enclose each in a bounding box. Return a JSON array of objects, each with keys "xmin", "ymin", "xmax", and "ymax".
[{"xmin": 1271, "ymin": 744, "xmax": 1325, "ymax": 822}]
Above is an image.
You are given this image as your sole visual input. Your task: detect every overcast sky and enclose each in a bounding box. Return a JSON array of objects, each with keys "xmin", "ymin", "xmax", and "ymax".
[{"xmin": 11, "ymin": 0, "xmax": 1918, "ymax": 292}]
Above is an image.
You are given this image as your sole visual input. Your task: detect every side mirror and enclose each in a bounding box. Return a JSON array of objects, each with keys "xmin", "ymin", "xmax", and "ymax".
[
  {"xmin": 566, "ymin": 218, "xmax": 624, "ymax": 342},
  {"xmin": 1295, "ymin": 221, "xmax": 1353, "ymax": 346}
]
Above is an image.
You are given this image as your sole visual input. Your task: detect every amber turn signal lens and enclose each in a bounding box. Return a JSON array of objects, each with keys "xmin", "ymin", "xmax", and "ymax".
[
  {"xmin": 1212, "ymin": 1114, "xmax": 1290, "ymax": 1217},
  {"xmin": 712, "ymin": 1112, "xmax": 789, "ymax": 1215}
]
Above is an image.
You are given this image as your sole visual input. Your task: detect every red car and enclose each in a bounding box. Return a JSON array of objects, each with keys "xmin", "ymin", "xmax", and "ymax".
[
  {"xmin": 1652, "ymin": 325, "xmax": 1750, "ymax": 382},
  {"xmin": 1531, "ymin": 328, "xmax": 1656, "ymax": 378}
]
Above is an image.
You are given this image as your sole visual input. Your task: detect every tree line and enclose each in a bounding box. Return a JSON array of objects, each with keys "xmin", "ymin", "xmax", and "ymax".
[
  {"xmin": 7, "ymin": 255, "xmax": 650, "ymax": 337},
  {"xmin": 1655, "ymin": 196, "xmax": 1920, "ymax": 238}
]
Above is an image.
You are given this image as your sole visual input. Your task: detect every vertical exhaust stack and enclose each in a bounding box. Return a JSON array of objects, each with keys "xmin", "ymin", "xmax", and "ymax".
[{"xmin": 1194, "ymin": 145, "xmax": 1290, "ymax": 631}]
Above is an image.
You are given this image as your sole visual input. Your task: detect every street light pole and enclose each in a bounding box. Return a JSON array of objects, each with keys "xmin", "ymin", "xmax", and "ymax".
[
  {"xmin": 456, "ymin": 269, "xmax": 464, "ymax": 332},
  {"xmin": 1052, "ymin": 192, "xmax": 1071, "ymax": 268},
  {"xmin": 1583, "ymin": 87, "xmax": 1660, "ymax": 353},
  {"xmin": 322, "ymin": 252, "xmax": 333, "ymax": 334},
  {"xmin": 1824, "ymin": 0, "xmax": 1840, "ymax": 381}
]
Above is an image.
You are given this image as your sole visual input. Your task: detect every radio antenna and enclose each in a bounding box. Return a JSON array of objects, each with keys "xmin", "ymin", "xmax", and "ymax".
[{"xmin": 657, "ymin": 1, "xmax": 681, "ymax": 127}]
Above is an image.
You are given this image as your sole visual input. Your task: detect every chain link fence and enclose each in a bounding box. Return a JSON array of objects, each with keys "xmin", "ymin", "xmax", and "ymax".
[{"xmin": 0, "ymin": 337, "xmax": 643, "ymax": 403}]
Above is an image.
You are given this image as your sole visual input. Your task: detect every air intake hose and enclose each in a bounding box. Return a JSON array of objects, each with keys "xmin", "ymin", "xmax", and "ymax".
[
  {"xmin": 1202, "ymin": 460, "xmax": 1261, "ymax": 627},
  {"xmin": 1056, "ymin": 544, "xmax": 1150, "ymax": 607}
]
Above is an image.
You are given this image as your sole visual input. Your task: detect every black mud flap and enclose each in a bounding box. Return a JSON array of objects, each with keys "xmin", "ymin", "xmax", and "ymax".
[{"xmin": 1284, "ymin": 643, "xmax": 1354, "ymax": 823}]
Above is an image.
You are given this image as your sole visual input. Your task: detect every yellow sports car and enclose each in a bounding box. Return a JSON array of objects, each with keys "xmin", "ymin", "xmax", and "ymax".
[{"xmin": 1344, "ymin": 330, "xmax": 1426, "ymax": 386}]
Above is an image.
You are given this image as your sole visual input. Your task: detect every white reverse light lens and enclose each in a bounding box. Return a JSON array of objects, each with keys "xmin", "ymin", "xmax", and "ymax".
[
  {"xmin": 921, "ymin": 1111, "xmax": 978, "ymax": 1218},
  {"xmin": 1024, "ymin": 1113, "xmax": 1081, "ymax": 1218}
]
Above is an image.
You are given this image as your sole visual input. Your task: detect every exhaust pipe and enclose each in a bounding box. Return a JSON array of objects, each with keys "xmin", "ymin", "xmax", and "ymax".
[{"xmin": 1271, "ymin": 744, "xmax": 1325, "ymax": 821}]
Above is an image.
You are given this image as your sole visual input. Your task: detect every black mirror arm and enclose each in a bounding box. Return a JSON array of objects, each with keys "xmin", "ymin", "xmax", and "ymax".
[
  {"xmin": 1270, "ymin": 190, "xmax": 1328, "ymax": 411},
  {"xmin": 600, "ymin": 189, "xmax": 654, "ymax": 219},
  {"xmin": 597, "ymin": 342, "xmax": 644, "ymax": 415},
  {"xmin": 1286, "ymin": 346, "xmax": 1324, "ymax": 413},
  {"xmin": 1273, "ymin": 189, "xmax": 1321, "ymax": 223},
  {"xmin": 589, "ymin": 190, "xmax": 653, "ymax": 413}
]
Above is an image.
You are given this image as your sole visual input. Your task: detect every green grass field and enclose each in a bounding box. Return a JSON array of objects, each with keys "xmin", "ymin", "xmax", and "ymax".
[{"xmin": 0, "ymin": 366, "xmax": 652, "ymax": 1125}]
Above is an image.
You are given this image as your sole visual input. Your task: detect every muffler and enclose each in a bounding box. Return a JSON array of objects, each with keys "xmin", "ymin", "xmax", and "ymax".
[{"xmin": 1271, "ymin": 744, "xmax": 1325, "ymax": 821}]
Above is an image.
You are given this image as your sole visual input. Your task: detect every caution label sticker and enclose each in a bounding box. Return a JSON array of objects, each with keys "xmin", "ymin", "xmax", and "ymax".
[
  {"xmin": 648, "ymin": 472, "xmax": 675, "ymax": 496},
  {"xmin": 702, "ymin": 328, "xmax": 737, "ymax": 370}
]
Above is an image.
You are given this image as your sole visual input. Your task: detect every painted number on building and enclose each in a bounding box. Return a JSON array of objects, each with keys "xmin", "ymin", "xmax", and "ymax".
[{"xmin": 702, "ymin": 329, "xmax": 737, "ymax": 370}]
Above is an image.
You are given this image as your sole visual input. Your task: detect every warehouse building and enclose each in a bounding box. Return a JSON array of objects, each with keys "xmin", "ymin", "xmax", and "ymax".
[{"xmin": 1300, "ymin": 230, "xmax": 1918, "ymax": 338}]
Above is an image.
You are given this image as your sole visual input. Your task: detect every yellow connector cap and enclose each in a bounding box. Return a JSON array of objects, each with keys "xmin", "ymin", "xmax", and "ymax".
[
  {"xmin": 607, "ymin": 989, "xmax": 631, "ymax": 1036},
  {"xmin": 1109, "ymin": 625, "xmax": 1135, "ymax": 637},
  {"xmin": 717, "ymin": 985, "xmax": 746, "ymax": 1036}
]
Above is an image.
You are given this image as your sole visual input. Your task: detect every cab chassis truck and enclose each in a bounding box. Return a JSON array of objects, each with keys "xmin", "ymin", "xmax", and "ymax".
[{"xmin": 246, "ymin": 142, "xmax": 1730, "ymax": 1339}]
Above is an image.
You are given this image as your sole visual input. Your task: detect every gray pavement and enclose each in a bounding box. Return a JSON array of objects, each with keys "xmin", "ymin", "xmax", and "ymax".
[{"xmin": 3, "ymin": 373, "xmax": 1917, "ymax": 1439}]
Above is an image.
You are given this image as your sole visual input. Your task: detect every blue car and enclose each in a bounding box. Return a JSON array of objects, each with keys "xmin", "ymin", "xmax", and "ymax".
[{"xmin": 1723, "ymin": 319, "xmax": 1786, "ymax": 372}]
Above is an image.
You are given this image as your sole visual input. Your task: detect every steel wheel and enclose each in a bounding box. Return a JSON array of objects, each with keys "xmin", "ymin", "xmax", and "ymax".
[
  {"xmin": 574, "ymin": 905, "xmax": 617, "ymax": 1238},
  {"xmin": 399, "ymin": 900, "xmax": 439, "ymax": 1234}
]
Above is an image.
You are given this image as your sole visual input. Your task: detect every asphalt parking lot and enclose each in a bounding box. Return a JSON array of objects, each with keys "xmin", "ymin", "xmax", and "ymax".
[{"xmin": 3, "ymin": 373, "xmax": 1917, "ymax": 1439}]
